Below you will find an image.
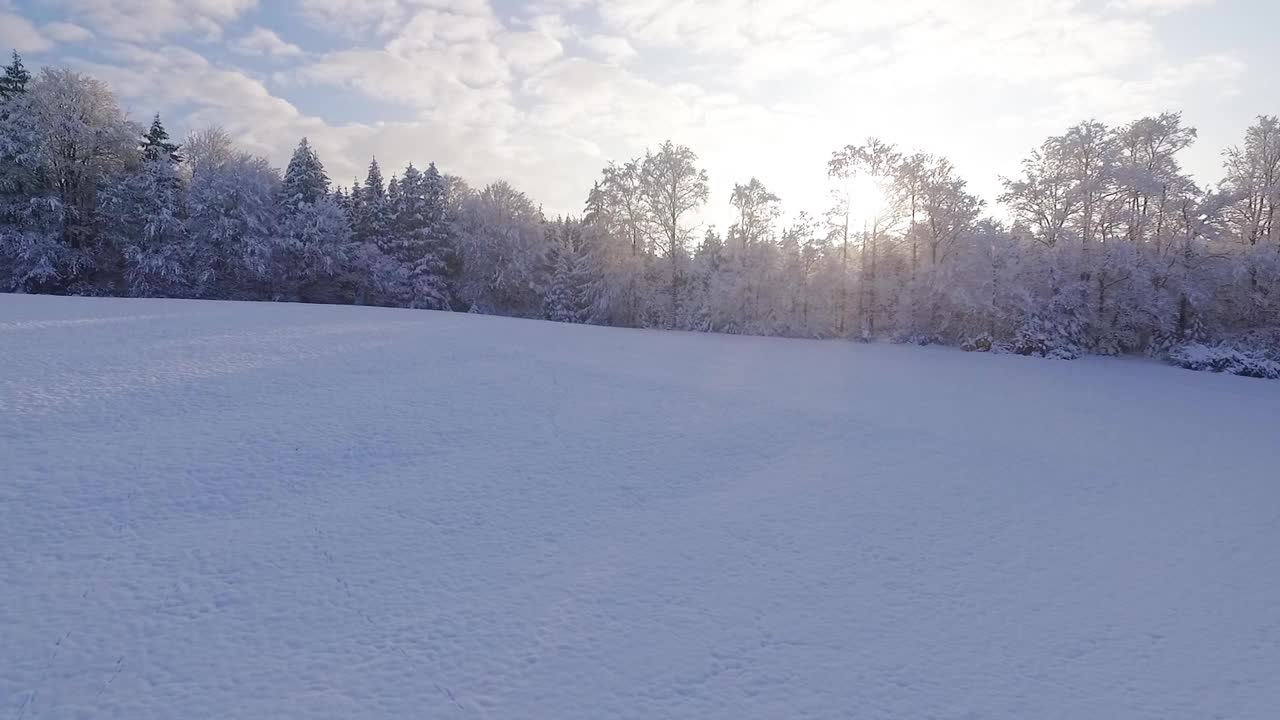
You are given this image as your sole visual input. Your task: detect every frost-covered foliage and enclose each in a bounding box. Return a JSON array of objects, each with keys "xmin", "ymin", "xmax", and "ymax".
[
  {"xmin": 0, "ymin": 65, "xmax": 135, "ymax": 292},
  {"xmin": 454, "ymin": 180, "xmax": 548, "ymax": 317},
  {"xmin": 187, "ymin": 151, "xmax": 280, "ymax": 298},
  {"xmin": 279, "ymin": 138, "xmax": 329, "ymax": 213},
  {"xmin": 1166, "ymin": 340, "xmax": 1280, "ymax": 379},
  {"xmin": 99, "ymin": 156, "xmax": 193, "ymax": 297},
  {"xmin": 2, "ymin": 57, "xmax": 1278, "ymax": 376},
  {"xmin": 1164, "ymin": 328, "xmax": 1280, "ymax": 379},
  {"xmin": 543, "ymin": 217, "xmax": 594, "ymax": 323},
  {"xmin": 0, "ymin": 66, "xmax": 64, "ymax": 292},
  {"xmin": 392, "ymin": 163, "xmax": 452, "ymax": 310}
]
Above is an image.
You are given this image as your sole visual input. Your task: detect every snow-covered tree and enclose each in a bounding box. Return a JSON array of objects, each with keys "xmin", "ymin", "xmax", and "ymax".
[
  {"xmin": 186, "ymin": 147, "xmax": 280, "ymax": 298},
  {"xmin": 280, "ymin": 138, "xmax": 329, "ymax": 213},
  {"xmin": 274, "ymin": 139, "xmax": 349, "ymax": 302},
  {"xmin": 828, "ymin": 138, "xmax": 903, "ymax": 337},
  {"xmin": 99, "ymin": 156, "xmax": 193, "ymax": 297},
  {"xmin": 0, "ymin": 51, "xmax": 30, "ymax": 101},
  {"xmin": 1223, "ymin": 116, "xmax": 1280, "ymax": 248},
  {"xmin": 355, "ymin": 158, "xmax": 388, "ymax": 246},
  {"xmin": 384, "ymin": 162, "xmax": 452, "ymax": 310},
  {"xmin": 141, "ymin": 114, "xmax": 182, "ymax": 165},
  {"xmin": 0, "ymin": 76, "xmax": 62, "ymax": 292},
  {"xmin": 183, "ymin": 125, "xmax": 234, "ymax": 179},
  {"xmin": 585, "ymin": 165, "xmax": 652, "ymax": 327},
  {"xmin": 3, "ymin": 59, "xmax": 1279, "ymax": 375},
  {"xmin": 276, "ymin": 196, "xmax": 352, "ymax": 302},
  {"xmin": 702, "ymin": 178, "xmax": 783, "ymax": 334},
  {"xmin": 24, "ymin": 68, "xmax": 137, "ymax": 291},
  {"xmin": 543, "ymin": 216, "xmax": 593, "ymax": 323},
  {"xmin": 640, "ymin": 141, "xmax": 708, "ymax": 328},
  {"xmin": 456, "ymin": 179, "xmax": 547, "ymax": 316}
]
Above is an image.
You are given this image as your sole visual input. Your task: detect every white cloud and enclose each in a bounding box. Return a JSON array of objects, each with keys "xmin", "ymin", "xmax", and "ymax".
[
  {"xmin": 296, "ymin": 0, "xmax": 495, "ymax": 36},
  {"xmin": 582, "ymin": 35, "xmax": 637, "ymax": 63},
  {"xmin": 498, "ymin": 31, "xmax": 563, "ymax": 70},
  {"xmin": 289, "ymin": 2, "xmax": 556, "ymax": 119},
  {"xmin": 42, "ymin": 22, "xmax": 94, "ymax": 44},
  {"xmin": 235, "ymin": 27, "xmax": 304, "ymax": 58},
  {"xmin": 0, "ymin": 12, "xmax": 52, "ymax": 53},
  {"xmin": 49, "ymin": 0, "xmax": 257, "ymax": 40},
  {"xmin": 27, "ymin": 0, "xmax": 1258, "ymax": 222},
  {"xmin": 1110, "ymin": 0, "xmax": 1216, "ymax": 14}
]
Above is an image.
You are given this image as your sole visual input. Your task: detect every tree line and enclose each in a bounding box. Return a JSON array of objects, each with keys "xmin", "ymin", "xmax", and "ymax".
[{"xmin": 1, "ymin": 53, "xmax": 1277, "ymax": 376}]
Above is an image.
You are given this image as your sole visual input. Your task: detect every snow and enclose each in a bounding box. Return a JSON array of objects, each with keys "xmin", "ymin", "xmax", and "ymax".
[{"xmin": 3, "ymin": 294, "xmax": 1279, "ymax": 720}]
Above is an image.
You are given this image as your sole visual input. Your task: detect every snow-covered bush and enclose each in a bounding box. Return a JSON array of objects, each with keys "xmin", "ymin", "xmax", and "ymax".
[
  {"xmin": 1010, "ymin": 315, "xmax": 1086, "ymax": 359},
  {"xmin": 1166, "ymin": 342, "xmax": 1280, "ymax": 379},
  {"xmin": 1165, "ymin": 330, "xmax": 1280, "ymax": 379}
]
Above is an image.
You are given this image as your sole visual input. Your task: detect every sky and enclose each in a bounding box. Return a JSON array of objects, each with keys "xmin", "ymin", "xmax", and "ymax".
[{"xmin": 1, "ymin": 0, "xmax": 1277, "ymax": 226}]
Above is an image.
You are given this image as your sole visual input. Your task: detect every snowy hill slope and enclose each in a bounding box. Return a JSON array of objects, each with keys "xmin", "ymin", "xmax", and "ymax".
[{"xmin": 3, "ymin": 294, "xmax": 1279, "ymax": 720}]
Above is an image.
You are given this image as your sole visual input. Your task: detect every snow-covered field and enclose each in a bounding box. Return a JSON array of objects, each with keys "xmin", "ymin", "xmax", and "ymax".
[{"xmin": 3, "ymin": 294, "xmax": 1279, "ymax": 720}]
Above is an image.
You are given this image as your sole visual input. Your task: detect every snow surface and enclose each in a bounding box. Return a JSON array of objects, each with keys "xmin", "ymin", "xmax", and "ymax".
[{"xmin": 3, "ymin": 294, "xmax": 1280, "ymax": 720}]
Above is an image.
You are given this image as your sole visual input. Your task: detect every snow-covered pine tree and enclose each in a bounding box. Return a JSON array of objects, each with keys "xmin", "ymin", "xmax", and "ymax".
[
  {"xmin": 341, "ymin": 160, "xmax": 396, "ymax": 306},
  {"xmin": 279, "ymin": 137, "xmax": 329, "ymax": 213},
  {"xmin": 682, "ymin": 227, "xmax": 723, "ymax": 332},
  {"xmin": 416, "ymin": 162, "xmax": 454, "ymax": 309},
  {"xmin": 141, "ymin": 114, "xmax": 182, "ymax": 165},
  {"xmin": 543, "ymin": 217, "xmax": 592, "ymax": 323},
  {"xmin": 543, "ymin": 249, "xmax": 580, "ymax": 323},
  {"xmin": 278, "ymin": 196, "xmax": 352, "ymax": 302},
  {"xmin": 274, "ymin": 138, "xmax": 349, "ymax": 302},
  {"xmin": 355, "ymin": 158, "xmax": 389, "ymax": 247},
  {"xmin": 0, "ymin": 51, "xmax": 30, "ymax": 102},
  {"xmin": 385, "ymin": 163, "xmax": 451, "ymax": 310}
]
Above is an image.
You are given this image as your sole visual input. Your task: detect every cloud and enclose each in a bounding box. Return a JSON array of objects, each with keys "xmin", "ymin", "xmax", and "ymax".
[
  {"xmin": 235, "ymin": 27, "xmax": 304, "ymax": 58},
  {"xmin": 26, "ymin": 0, "xmax": 1256, "ymax": 223},
  {"xmin": 42, "ymin": 22, "xmax": 94, "ymax": 44},
  {"xmin": 296, "ymin": 0, "xmax": 495, "ymax": 36},
  {"xmin": 1109, "ymin": 0, "xmax": 1216, "ymax": 13},
  {"xmin": 498, "ymin": 31, "xmax": 563, "ymax": 70},
  {"xmin": 73, "ymin": 41, "xmax": 603, "ymax": 213},
  {"xmin": 582, "ymin": 35, "xmax": 636, "ymax": 63},
  {"xmin": 0, "ymin": 12, "xmax": 52, "ymax": 53},
  {"xmin": 288, "ymin": 3, "xmax": 559, "ymax": 119},
  {"xmin": 48, "ymin": 0, "xmax": 257, "ymax": 40}
]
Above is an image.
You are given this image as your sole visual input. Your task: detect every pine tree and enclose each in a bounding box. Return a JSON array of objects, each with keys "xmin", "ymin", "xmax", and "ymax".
[
  {"xmin": 543, "ymin": 217, "xmax": 592, "ymax": 323},
  {"xmin": 278, "ymin": 196, "xmax": 351, "ymax": 302},
  {"xmin": 355, "ymin": 158, "xmax": 388, "ymax": 245},
  {"xmin": 273, "ymin": 139, "xmax": 348, "ymax": 301},
  {"xmin": 544, "ymin": 248, "xmax": 582, "ymax": 322},
  {"xmin": 385, "ymin": 163, "xmax": 451, "ymax": 310},
  {"xmin": 364, "ymin": 158, "xmax": 386, "ymax": 206},
  {"xmin": 141, "ymin": 114, "xmax": 182, "ymax": 164},
  {"xmin": 339, "ymin": 177, "xmax": 358, "ymax": 220},
  {"xmin": 333, "ymin": 184, "xmax": 351, "ymax": 219},
  {"xmin": 415, "ymin": 162, "xmax": 453, "ymax": 309},
  {"xmin": 0, "ymin": 51, "xmax": 30, "ymax": 102},
  {"xmin": 279, "ymin": 138, "xmax": 329, "ymax": 212}
]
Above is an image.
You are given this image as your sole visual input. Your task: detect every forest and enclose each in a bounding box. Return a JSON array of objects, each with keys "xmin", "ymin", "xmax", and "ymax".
[{"xmin": 2, "ymin": 52, "xmax": 1277, "ymax": 377}]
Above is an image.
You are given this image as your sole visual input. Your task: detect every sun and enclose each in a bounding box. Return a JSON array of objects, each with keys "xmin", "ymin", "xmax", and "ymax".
[{"xmin": 847, "ymin": 174, "xmax": 890, "ymax": 227}]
